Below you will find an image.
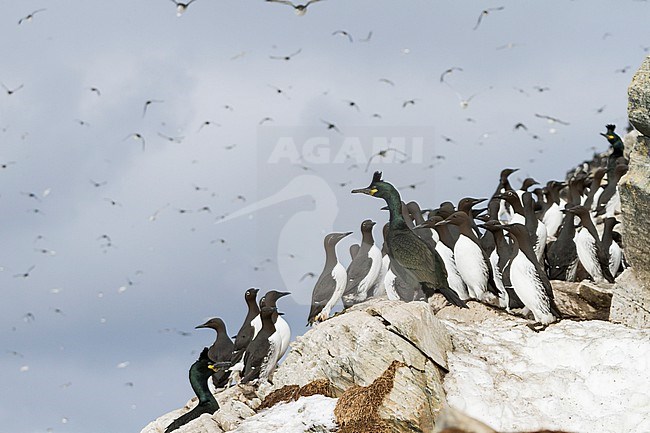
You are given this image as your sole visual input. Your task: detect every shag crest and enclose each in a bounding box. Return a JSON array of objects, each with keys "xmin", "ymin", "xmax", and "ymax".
[
  {"xmin": 372, "ymin": 171, "xmax": 383, "ymax": 183},
  {"xmin": 605, "ymin": 124, "xmax": 616, "ymax": 132}
]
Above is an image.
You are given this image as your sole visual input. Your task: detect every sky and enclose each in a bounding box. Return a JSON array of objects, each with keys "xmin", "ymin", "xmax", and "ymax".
[{"xmin": 0, "ymin": 1, "xmax": 648, "ymax": 432}]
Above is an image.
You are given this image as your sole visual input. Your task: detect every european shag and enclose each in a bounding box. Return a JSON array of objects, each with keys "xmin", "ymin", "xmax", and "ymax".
[
  {"xmin": 164, "ymin": 348, "xmax": 219, "ymax": 433},
  {"xmin": 352, "ymin": 171, "xmax": 466, "ymax": 308}
]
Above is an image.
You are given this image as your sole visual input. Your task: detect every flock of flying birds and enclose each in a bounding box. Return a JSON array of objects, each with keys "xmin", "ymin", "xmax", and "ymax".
[{"xmin": 3, "ymin": 3, "xmax": 645, "ymax": 432}]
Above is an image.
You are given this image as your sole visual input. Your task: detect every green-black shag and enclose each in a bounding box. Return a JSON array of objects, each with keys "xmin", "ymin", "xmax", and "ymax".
[
  {"xmin": 352, "ymin": 171, "xmax": 466, "ymax": 307},
  {"xmin": 164, "ymin": 347, "xmax": 220, "ymax": 433}
]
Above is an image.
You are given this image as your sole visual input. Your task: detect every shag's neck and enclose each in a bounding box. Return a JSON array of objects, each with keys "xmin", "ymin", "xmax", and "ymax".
[
  {"xmin": 384, "ymin": 191, "xmax": 408, "ymax": 230},
  {"xmin": 189, "ymin": 361, "xmax": 218, "ymax": 405}
]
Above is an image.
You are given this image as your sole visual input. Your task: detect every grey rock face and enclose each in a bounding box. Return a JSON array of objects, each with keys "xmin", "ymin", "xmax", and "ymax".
[
  {"xmin": 617, "ymin": 129, "xmax": 650, "ymax": 327},
  {"xmin": 628, "ymin": 56, "xmax": 650, "ymax": 136}
]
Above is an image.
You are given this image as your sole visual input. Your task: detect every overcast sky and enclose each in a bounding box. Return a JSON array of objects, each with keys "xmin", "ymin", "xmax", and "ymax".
[{"xmin": 1, "ymin": 1, "xmax": 648, "ymax": 432}]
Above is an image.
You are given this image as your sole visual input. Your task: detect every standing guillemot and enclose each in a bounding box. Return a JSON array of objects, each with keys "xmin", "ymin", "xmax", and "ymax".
[
  {"xmin": 437, "ymin": 211, "xmax": 499, "ymax": 302},
  {"xmin": 352, "ymin": 172, "xmax": 466, "ymax": 307},
  {"xmin": 241, "ymin": 307, "xmax": 280, "ymax": 384},
  {"xmin": 342, "ymin": 220, "xmax": 383, "ymax": 308},
  {"xmin": 478, "ymin": 220, "xmax": 514, "ymax": 309},
  {"xmin": 545, "ymin": 208, "xmax": 579, "ymax": 281},
  {"xmin": 416, "ymin": 216, "xmax": 469, "ymax": 300},
  {"xmin": 230, "ymin": 288, "xmax": 260, "ymax": 365},
  {"xmin": 601, "ymin": 217, "xmax": 623, "ymax": 278},
  {"xmin": 195, "ymin": 318, "xmax": 234, "ymax": 389},
  {"xmin": 307, "ymin": 231, "xmax": 351, "ymax": 325},
  {"xmin": 501, "ymin": 223, "xmax": 561, "ymax": 328},
  {"xmin": 254, "ymin": 290, "xmax": 291, "ymax": 361},
  {"xmin": 568, "ymin": 206, "xmax": 615, "ymax": 284},
  {"xmin": 164, "ymin": 348, "xmax": 219, "ymax": 433}
]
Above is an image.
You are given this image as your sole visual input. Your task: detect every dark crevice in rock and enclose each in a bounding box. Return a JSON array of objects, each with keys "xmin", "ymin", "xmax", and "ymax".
[{"xmin": 370, "ymin": 311, "xmax": 449, "ymax": 373}]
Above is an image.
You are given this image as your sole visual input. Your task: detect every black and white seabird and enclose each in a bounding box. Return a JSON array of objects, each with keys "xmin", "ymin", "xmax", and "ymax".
[
  {"xmin": 230, "ymin": 288, "xmax": 260, "ymax": 365},
  {"xmin": 195, "ymin": 318, "xmax": 234, "ymax": 388},
  {"xmin": 545, "ymin": 208, "xmax": 579, "ymax": 281},
  {"xmin": 479, "ymin": 220, "xmax": 514, "ymax": 308},
  {"xmin": 569, "ymin": 206, "xmax": 615, "ymax": 284},
  {"xmin": 254, "ymin": 290, "xmax": 291, "ymax": 361},
  {"xmin": 601, "ymin": 217, "xmax": 623, "ymax": 278},
  {"xmin": 501, "ymin": 223, "xmax": 561, "ymax": 327},
  {"xmin": 437, "ymin": 211, "xmax": 500, "ymax": 302},
  {"xmin": 164, "ymin": 348, "xmax": 219, "ymax": 433},
  {"xmin": 342, "ymin": 220, "xmax": 383, "ymax": 308},
  {"xmin": 241, "ymin": 306, "xmax": 280, "ymax": 384},
  {"xmin": 307, "ymin": 232, "xmax": 352, "ymax": 325},
  {"xmin": 416, "ymin": 216, "xmax": 469, "ymax": 300}
]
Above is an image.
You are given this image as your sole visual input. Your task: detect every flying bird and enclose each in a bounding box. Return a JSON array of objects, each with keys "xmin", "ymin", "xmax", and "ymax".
[
  {"xmin": 332, "ymin": 30, "xmax": 353, "ymax": 42},
  {"xmin": 269, "ymin": 48, "xmax": 302, "ymax": 61},
  {"xmin": 402, "ymin": 99, "xmax": 419, "ymax": 108},
  {"xmin": 365, "ymin": 148, "xmax": 408, "ymax": 172},
  {"xmin": 439, "ymin": 67, "xmax": 463, "ymax": 83},
  {"xmin": 170, "ymin": 0, "xmax": 197, "ymax": 16},
  {"xmin": 18, "ymin": 9, "xmax": 46, "ymax": 25},
  {"xmin": 14, "ymin": 265, "xmax": 35, "ymax": 279},
  {"xmin": 143, "ymin": 99, "xmax": 163, "ymax": 117},
  {"xmin": 89, "ymin": 87, "xmax": 101, "ymax": 96},
  {"xmin": 534, "ymin": 113, "xmax": 570, "ymax": 125},
  {"xmin": 473, "ymin": 6, "xmax": 505, "ymax": 30},
  {"xmin": 124, "ymin": 133, "xmax": 146, "ymax": 151},
  {"xmin": 320, "ymin": 119, "xmax": 341, "ymax": 134},
  {"xmin": 265, "ymin": 0, "xmax": 324, "ymax": 16},
  {"xmin": 157, "ymin": 132, "xmax": 184, "ymax": 143},
  {"xmin": 2, "ymin": 83, "xmax": 24, "ymax": 95},
  {"xmin": 378, "ymin": 78, "xmax": 395, "ymax": 86}
]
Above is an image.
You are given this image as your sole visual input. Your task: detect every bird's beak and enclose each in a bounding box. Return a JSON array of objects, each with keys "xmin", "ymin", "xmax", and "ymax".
[
  {"xmin": 351, "ymin": 187, "xmax": 378, "ymax": 195},
  {"xmin": 277, "ymin": 311, "xmax": 285, "ymax": 316},
  {"xmin": 208, "ymin": 364, "xmax": 217, "ymax": 371},
  {"xmin": 276, "ymin": 292, "xmax": 291, "ymax": 299},
  {"xmin": 195, "ymin": 322, "xmax": 208, "ymax": 329},
  {"xmin": 380, "ymin": 205, "xmax": 389, "ymax": 211},
  {"xmin": 599, "ymin": 132, "xmax": 607, "ymax": 137}
]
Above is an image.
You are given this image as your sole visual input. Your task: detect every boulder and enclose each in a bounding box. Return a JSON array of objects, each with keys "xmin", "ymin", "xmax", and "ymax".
[
  {"xmin": 270, "ymin": 298, "xmax": 453, "ymax": 433},
  {"xmin": 618, "ymin": 92, "xmax": 650, "ymax": 327},
  {"xmin": 628, "ymin": 55, "xmax": 650, "ymax": 136},
  {"xmin": 551, "ymin": 280, "xmax": 613, "ymax": 321}
]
